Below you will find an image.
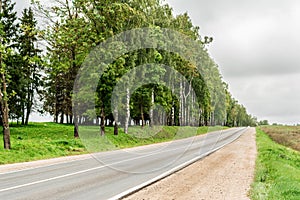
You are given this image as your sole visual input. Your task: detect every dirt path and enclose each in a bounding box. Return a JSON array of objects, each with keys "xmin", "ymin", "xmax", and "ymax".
[{"xmin": 124, "ymin": 128, "xmax": 257, "ymax": 200}]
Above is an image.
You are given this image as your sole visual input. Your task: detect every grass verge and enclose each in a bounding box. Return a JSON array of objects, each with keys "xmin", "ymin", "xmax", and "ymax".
[
  {"xmin": 260, "ymin": 125, "xmax": 300, "ymax": 151},
  {"xmin": 0, "ymin": 122, "xmax": 227, "ymax": 165},
  {"xmin": 0, "ymin": 123, "xmax": 87, "ymax": 164},
  {"xmin": 250, "ymin": 128, "xmax": 300, "ymax": 200}
]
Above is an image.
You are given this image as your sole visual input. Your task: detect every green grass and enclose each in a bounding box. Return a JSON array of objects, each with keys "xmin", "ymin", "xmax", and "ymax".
[
  {"xmin": 250, "ymin": 128, "xmax": 300, "ymax": 200},
  {"xmin": 0, "ymin": 123, "xmax": 87, "ymax": 164},
  {"xmin": 0, "ymin": 123, "xmax": 227, "ymax": 164}
]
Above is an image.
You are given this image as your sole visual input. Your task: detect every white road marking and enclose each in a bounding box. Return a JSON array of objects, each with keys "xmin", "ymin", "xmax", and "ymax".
[
  {"xmin": 0, "ymin": 140, "xmax": 195, "ymax": 192},
  {"xmin": 109, "ymin": 128, "xmax": 248, "ymax": 200},
  {"xmin": 0, "ymin": 128, "xmax": 247, "ymax": 195}
]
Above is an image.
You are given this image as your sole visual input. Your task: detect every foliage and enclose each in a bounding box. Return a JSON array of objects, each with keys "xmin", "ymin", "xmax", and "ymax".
[
  {"xmin": 0, "ymin": 0, "xmax": 257, "ymax": 149},
  {"xmin": 0, "ymin": 0, "xmax": 20, "ymax": 149},
  {"xmin": 258, "ymin": 120, "xmax": 269, "ymax": 126},
  {"xmin": 9, "ymin": 7, "xmax": 42, "ymax": 125},
  {"xmin": 250, "ymin": 128, "xmax": 300, "ymax": 200}
]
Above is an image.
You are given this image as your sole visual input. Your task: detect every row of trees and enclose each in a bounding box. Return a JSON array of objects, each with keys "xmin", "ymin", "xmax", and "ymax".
[{"xmin": 1, "ymin": 0, "xmax": 257, "ymax": 149}]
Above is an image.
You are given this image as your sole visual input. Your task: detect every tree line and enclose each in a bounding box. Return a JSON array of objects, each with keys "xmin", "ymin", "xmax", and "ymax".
[{"xmin": 0, "ymin": 0, "xmax": 257, "ymax": 149}]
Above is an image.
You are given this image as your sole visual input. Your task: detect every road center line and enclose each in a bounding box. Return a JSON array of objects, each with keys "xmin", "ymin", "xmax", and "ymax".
[
  {"xmin": 0, "ymin": 138, "xmax": 197, "ymax": 192},
  {"xmin": 0, "ymin": 128, "xmax": 246, "ymax": 193}
]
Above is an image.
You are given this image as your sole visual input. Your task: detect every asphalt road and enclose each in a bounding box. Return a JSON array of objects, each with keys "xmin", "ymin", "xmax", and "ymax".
[{"xmin": 0, "ymin": 127, "xmax": 248, "ymax": 200}]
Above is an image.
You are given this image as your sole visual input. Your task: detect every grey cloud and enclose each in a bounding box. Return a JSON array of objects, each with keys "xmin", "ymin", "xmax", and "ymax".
[
  {"xmin": 225, "ymin": 73, "xmax": 300, "ymax": 124},
  {"xmin": 13, "ymin": 0, "xmax": 30, "ymax": 16},
  {"xmin": 166, "ymin": 0, "xmax": 300, "ymax": 124}
]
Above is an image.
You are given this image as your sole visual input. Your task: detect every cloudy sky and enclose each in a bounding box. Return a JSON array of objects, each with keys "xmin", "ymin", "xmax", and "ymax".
[
  {"xmin": 165, "ymin": 0, "xmax": 300, "ymax": 125},
  {"xmin": 15, "ymin": 0, "xmax": 300, "ymax": 124}
]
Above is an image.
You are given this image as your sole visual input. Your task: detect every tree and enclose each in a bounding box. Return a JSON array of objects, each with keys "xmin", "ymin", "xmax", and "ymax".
[
  {"xmin": 15, "ymin": 7, "xmax": 42, "ymax": 125},
  {"xmin": 33, "ymin": 0, "xmax": 98, "ymax": 137},
  {"xmin": 258, "ymin": 120, "xmax": 269, "ymax": 126},
  {"xmin": 82, "ymin": 0, "xmax": 146, "ymax": 135},
  {"xmin": 0, "ymin": 0, "xmax": 18, "ymax": 149},
  {"xmin": 32, "ymin": 0, "xmax": 256, "ymax": 138}
]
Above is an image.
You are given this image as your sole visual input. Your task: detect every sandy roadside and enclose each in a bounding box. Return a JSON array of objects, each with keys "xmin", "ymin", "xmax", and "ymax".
[{"xmin": 123, "ymin": 128, "xmax": 257, "ymax": 200}]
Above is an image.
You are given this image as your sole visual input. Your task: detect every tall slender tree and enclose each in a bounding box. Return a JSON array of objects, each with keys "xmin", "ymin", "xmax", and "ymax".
[
  {"xmin": 0, "ymin": 0, "xmax": 18, "ymax": 149},
  {"xmin": 14, "ymin": 7, "xmax": 42, "ymax": 125}
]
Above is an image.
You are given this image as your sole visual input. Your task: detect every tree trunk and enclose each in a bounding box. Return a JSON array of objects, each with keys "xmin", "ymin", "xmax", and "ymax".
[
  {"xmin": 73, "ymin": 103, "xmax": 79, "ymax": 138},
  {"xmin": 183, "ymin": 79, "xmax": 192, "ymax": 126},
  {"xmin": 73, "ymin": 113, "xmax": 79, "ymax": 138},
  {"xmin": 60, "ymin": 112, "xmax": 64, "ymax": 124},
  {"xmin": 179, "ymin": 78, "xmax": 183, "ymax": 126},
  {"xmin": 25, "ymin": 84, "xmax": 33, "ymax": 125},
  {"xmin": 100, "ymin": 107, "xmax": 105, "ymax": 136},
  {"xmin": 25, "ymin": 108, "xmax": 30, "ymax": 125},
  {"xmin": 70, "ymin": 115, "xmax": 73, "ymax": 124},
  {"xmin": 74, "ymin": 122, "xmax": 79, "ymax": 138},
  {"xmin": 96, "ymin": 117, "xmax": 99, "ymax": 125},
  {"xmin": 124, "ymin": 87, "xmax": 130, "ymax": 134},
  {"xmin": 141, "ymin": 104, "xmax": 144, "ymax": 128},
  {"xmin": 211, "ymin": 111, "xmax": 215, "ymax": 126},
  {"xmin": 3, "ymin": 121, "xmax": 10, "ymax": 150},
  {"xmin": 0, "ymin": 0, "xmax": 10, "ymax": 149},
  {"xmin": 114, "ymin": 122, "xmax": 118, "ymax": 135},
  {"xmin": 0, "ymin": 73, "xmax": 11, "ymax": 149},
  {"xmin": 199, "ymin": 111, "xmax": 202, "ymax": 126},
  {"xmin": 149, "ymin": 88, "xmax": 154, "ymax": 127},
  {"xmin": 21, "ymin": 105, "xmax": 25, "ymax": 125},
  {"xmin": 171, "ymin": 106, "xmax": 175, "ymax": 126},
  {"xmin": 113, "ymin": 107, "xmax": 118, "ymax": 135}
]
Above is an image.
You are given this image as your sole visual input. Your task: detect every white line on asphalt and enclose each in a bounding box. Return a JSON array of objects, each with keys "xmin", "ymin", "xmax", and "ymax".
[
  {"xmin": 0, "ymin": 156, "xmax": 92, "ymax": 175},
  {"xmin": 0, "ymin": 128, "xmax": 247, "ymax": 194},
  {"xmin": 0, "ymin": 139, "xmax": 195, "ymax": 192},
  {"xmin": 109, "ymin": 127, "xmax": 248, "ymax": 200},
  {"xmin": 0, "ymin": 165, "xmax": 105, "ymax": 192},
  {"xmin": 0, "ymin": 128, "xmax": 225, "ymax": 175},
  {"xmin": 0, "ymin": 131, "xmax": 202, "ymax": 175}
]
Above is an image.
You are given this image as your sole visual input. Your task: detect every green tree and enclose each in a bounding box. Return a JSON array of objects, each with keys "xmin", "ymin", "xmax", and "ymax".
[
  {"xmin": 14, "ymin": 7, "xmax": 42, "ymax": 125},
  {"xmin": 0, "ymin": 0, "xmax": 18, "ymax": 149},
  {"xmin": 33, "ymin": 0, "xmax": 98, "ymax": 137},
  {"xmin": 32, "ymin": 0, "xmax": 256, "ymax": 138},
  {"xmin": 258, "ymin": 120, "xmax": 269, "ymax": 126}
]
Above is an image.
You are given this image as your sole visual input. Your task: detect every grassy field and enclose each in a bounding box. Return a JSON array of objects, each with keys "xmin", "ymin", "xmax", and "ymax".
[
  {"xmin": 0, "ymin": 122, "xmax": 226, "ymax": 165},
  {"xmin": 250, "ymin": 128, "xmax": 300, "ymax": 200},
  {"xmin": 0, "ymin": 123, "xmax": 86, "ymax": 164},
  {"xmin": 260, "ymin": 125, "xmax": 300, "ymax": 151}
]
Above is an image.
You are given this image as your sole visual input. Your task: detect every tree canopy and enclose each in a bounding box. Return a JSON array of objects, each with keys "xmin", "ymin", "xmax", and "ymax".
[{"xmin": 0, "ymin": 0, "xmax": 257, "ymax": 149}]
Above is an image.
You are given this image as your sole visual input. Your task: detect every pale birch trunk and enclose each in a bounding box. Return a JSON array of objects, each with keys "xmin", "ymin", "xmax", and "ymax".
[
  {"xmin": 179, "ymin": 78, "xmax": 183, "ymax": 126},
  {"xmin": 124, "ymin": 87, "xmax": 130, "ymax": 134},
  {"xmin": 149, "ymin": 88, "xmax": 154, "ymax": 126}
]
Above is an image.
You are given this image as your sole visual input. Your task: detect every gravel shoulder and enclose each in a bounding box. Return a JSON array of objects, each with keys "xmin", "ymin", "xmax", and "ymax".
[{"xmin": 124, "ymin": 128, "xmax": 257, "ymax": 200}]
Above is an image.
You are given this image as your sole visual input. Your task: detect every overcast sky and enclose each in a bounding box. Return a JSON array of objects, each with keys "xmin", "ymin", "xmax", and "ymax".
[
  {"xmin": 15, "ymin": 0, "xmax": 300, "ymax": 124},
  {"xmin": 165, "ymin": 0, "xmax": 300, "ymax": 125}
]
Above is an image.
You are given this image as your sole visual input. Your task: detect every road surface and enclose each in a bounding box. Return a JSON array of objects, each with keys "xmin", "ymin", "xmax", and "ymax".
[{"xmin": 0, "ymin": 127, "xmax": 248, "ymax": 200}]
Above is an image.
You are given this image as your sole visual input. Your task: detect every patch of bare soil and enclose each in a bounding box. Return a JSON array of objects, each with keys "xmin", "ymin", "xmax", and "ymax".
[{"xmin": 124, "ymin": 128, "xmax": 257, "ymax": 200}]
